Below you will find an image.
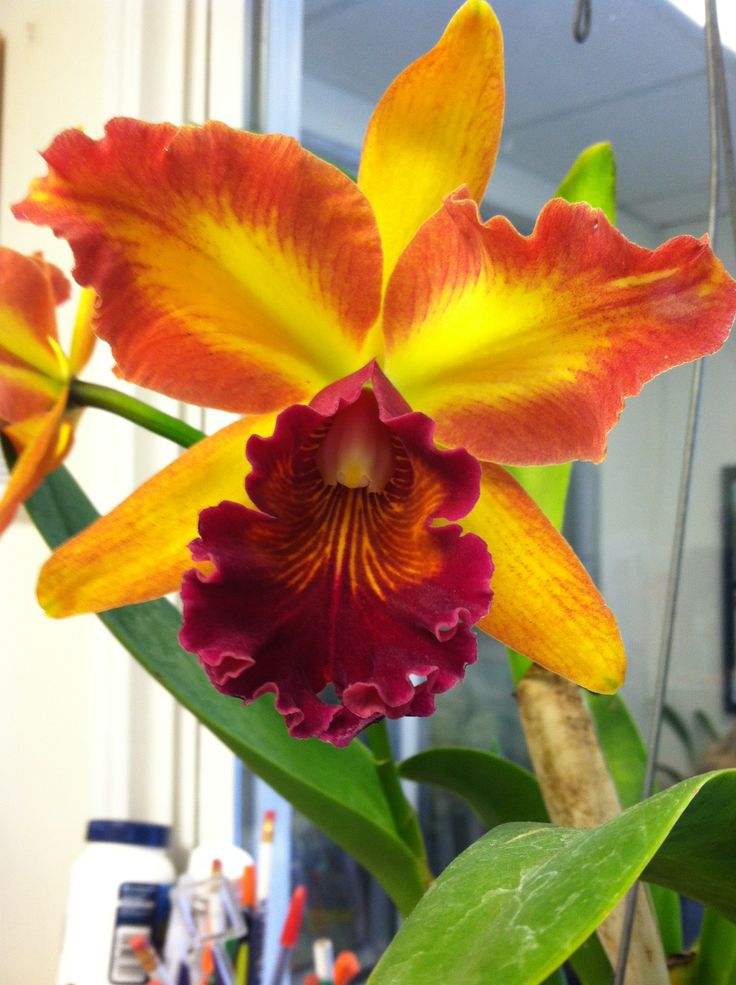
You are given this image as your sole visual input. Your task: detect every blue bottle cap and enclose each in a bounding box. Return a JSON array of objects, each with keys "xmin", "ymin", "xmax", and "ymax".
[{"xmin": 86, "ymin": 819, "xmax": 171, "ymax": 848}]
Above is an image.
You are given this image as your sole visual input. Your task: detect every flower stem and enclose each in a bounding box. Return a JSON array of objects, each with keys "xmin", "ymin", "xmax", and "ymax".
[
  {"xmin": 69, "ymin": 379, "xmax": 204, "ymax": 448},
  {"xmin": 366, "ymin": 719, "xmax": 431, "ymax": 879}
]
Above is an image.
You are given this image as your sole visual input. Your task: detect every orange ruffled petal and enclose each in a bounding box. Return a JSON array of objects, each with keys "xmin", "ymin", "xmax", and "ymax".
[
  {"xmin": 383, "ymin": 195, "xmax": 736, "ymax": 465},
  {"xmin": 464, "ymin": 462, "xmax": 625, "ymax": 692},
  {"xmin": 359, "ymin": 0, "xmax": 503, "ymax": 284},
  {"xmin": 14, "ymin": 119, "xmax": 383, "ymax": 413},
  {"xmin": 37, "ymin": 414, "xmax": 276, "ymax": 617}
]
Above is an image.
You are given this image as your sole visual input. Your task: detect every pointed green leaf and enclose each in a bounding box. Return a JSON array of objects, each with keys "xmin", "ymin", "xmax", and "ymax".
[
  {"xmin": 19, "ymin": 459, "xmax": 430, "ymax": 915},
  {"xmin": 369, "ymin": 773, "xmax": 734, "ymax": 985},
  {"xmin": 399, "ymin": 747, "xmax": 548, "ymax": 828},
  {"xmin": 556, "ymin": 141, "xmax": 617, "ymax": 223},
  {"xmin": 587, "ymin": 693, "xmax": 646, "ymax": 809},
  {"xmin": 663, "ymin": 704, "xmax": 697, "ymax": 766}
]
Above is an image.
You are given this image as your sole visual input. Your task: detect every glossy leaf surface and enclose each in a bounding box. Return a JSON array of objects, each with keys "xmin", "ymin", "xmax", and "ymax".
[{"xmin": 369, "ymin": 772, "xmax": 735, "ymax": 985}]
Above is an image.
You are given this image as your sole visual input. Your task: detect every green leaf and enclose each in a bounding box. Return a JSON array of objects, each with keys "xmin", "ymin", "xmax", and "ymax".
[
  {"xmin": 20, "ymin": 461, "xmax": 430, "ymax": 915},
  {"xmin": 649, "ymin": 882, "xmax": 684, "ymax": 956},
  {"xmin": 663, "ymin": 704, "xmax": 696, "ymax": 766},
  {"xmin": 693, "ymin": 709, "xmax": 719, "ymax": 743},
  {"xmin": 689, "ymin": 907, "xmax": 736, "ymax": 985},
  {"xmin": 642, "ymin": 770, "xmax": 736, "ymax": 923},
  {"xmin": 369, "ymin": 773, "xmax": 733, "ymax": 985},
  {"xmin": 555, "ymin": 141, "xmax": 617, "ymax": 224},
  {"xmin": 586, "ymin": 694, "xmax": 646, "ymax": 809},
  {"xmin": 398, "ymin": 747, "xmax": 612, "ymax": 984},
  {"xmin": 568, "ymin": 934, "xmax": 612, "ymax": 985},
  {"xmin": 399, "ymin": 747, "xmax": 548, "ymax": 828},
  {"xmin": 587, "ymin": 692, "xmax": 683, "ymax": 953}
]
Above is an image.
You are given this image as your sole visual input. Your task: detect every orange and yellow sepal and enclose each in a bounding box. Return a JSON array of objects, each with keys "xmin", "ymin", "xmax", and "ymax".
[
  {"xmin": 37, "ymin": 413, "xmax": 276, "ymax": 616},
  {"xmin": 0, "ymin": 247, "xmax": 95, "ymax": 534},
  {"xmin": 383, "ymin": 194, "xmax": 736, "ymax": 466},
  {"xmin": 463, "ymin": 463, "xmax": 625, "ymax": 693}
]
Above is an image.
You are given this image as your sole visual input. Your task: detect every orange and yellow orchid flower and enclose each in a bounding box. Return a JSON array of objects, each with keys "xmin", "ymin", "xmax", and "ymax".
[
  {"xmin": 0, "ymin": 247, "xmax": 94, "ymax": 535},
  {"xmin": 13, "ymin": 1, "xmax": 736, "ymax": 744}
]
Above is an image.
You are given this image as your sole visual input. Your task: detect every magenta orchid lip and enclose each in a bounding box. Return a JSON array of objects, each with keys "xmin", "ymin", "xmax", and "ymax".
[{"xmin": 179, "ymin": 369, "xmax": 492, "ymax": 747}]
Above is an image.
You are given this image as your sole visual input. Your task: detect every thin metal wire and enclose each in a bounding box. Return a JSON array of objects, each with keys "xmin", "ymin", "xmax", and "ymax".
[
  {"xmin": 708, "ymin": 0, "xmax": 736, "ymax": 255},
  {"xmin": 612, "ymin": 1, "xmax": 724, "ymax": 981},
  {"xmin": 573, "ymin": 0, "xmax": 592, "ymax": 43}
]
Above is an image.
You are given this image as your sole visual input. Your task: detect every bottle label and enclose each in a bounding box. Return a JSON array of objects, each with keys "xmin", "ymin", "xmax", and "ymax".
[{"xmin": 108, "ymin": 882, "xmax": 170, "ymax": 984}]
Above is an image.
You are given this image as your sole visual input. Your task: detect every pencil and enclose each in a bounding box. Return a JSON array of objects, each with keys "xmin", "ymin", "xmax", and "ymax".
[{"xmin": 129, "ymin": 934, "xmax": 175, "ymax": 985}]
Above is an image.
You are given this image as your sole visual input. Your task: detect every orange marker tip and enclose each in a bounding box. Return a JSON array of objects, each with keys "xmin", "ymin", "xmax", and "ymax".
[
  {"xmin": 201, "ymin": 945, "xmax": 215, "ymax": 975},
  {"xmin": 280, "ymin": 885, "xmax": 307, "ymax": 947},
  {"xmin": 334, "ymin": 950, "xmax": 361, "ymax": 985},
  {"xmin": 241, "ymin": 864, "xmax": 256, "ymax": 907},
  {"xmin": 129, "ymin": 935, "xmax": 148, "ymax": 953},
  {"xmin": 211, "ymin": 857, "xmax": 223, "ymax": 874}
]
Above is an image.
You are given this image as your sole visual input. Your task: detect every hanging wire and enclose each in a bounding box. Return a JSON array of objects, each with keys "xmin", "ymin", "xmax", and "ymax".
[
  {"xmin": 573, "ymin": 0, "xmax": 592, "ymax": 43},
  {"xmin": 613, "ymin": 0, "xmax": 733, "ymax": 980}
]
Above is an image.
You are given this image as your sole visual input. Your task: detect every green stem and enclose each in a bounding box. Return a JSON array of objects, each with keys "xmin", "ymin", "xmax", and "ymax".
[
  {"xmin": 367, "ymin": 719, "xmax": 432, "ymax": 881},
  {"xmin": 69, "ymin": 379, "xmax": 204, "ymax": 448}
]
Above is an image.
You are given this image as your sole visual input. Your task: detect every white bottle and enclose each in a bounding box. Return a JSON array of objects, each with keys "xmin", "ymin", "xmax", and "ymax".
[{"xmin": 56, "ymin": 820, "xmax": 176, "ymax": 985}]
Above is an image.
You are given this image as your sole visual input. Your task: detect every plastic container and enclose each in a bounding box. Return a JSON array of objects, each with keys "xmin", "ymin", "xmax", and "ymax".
[{"xmin": 56, "ymin": 819, "xmax": 175, "ymax": 985}]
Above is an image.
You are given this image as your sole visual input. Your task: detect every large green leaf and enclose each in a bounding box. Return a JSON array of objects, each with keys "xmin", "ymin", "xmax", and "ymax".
[
  {"xmin": 587, "ymin": 693, "xmax": 683, "ymax": 953},
  {"xmin": 19, "ymin": 460, "xmax": 430, "ymax": 914},
  {"xmin": 369, "ymin": 772, "xmax": 735, "ymax": 985},
  {"xmin": 399, "ymin": 747, "xmax": 548, "ymax": 827}
]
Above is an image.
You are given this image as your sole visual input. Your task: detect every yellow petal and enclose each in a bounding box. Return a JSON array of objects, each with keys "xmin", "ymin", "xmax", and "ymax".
[
  {"xmin": 37, "ymin": 413, "xmax": 277, "ymax": 616},
  {"xmin": 464, "ymin": 462, "xmax": 625, "ymax": 692},
  {"xmin": 0, "ymin": 393, "xmax": 70, "ymax": 535},
  {"xmin": 358, "ymin": 0, "xmax": 503, "ymax": 284},
  {"xmin": 68, "ymin": 288, "xmax": 97, "ymax": 376}
]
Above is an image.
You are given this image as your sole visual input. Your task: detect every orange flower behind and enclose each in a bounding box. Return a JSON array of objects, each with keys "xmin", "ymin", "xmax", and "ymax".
[{"xmin": 0, "ymin": 247, "xmax": 94, "ymax": 534}]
